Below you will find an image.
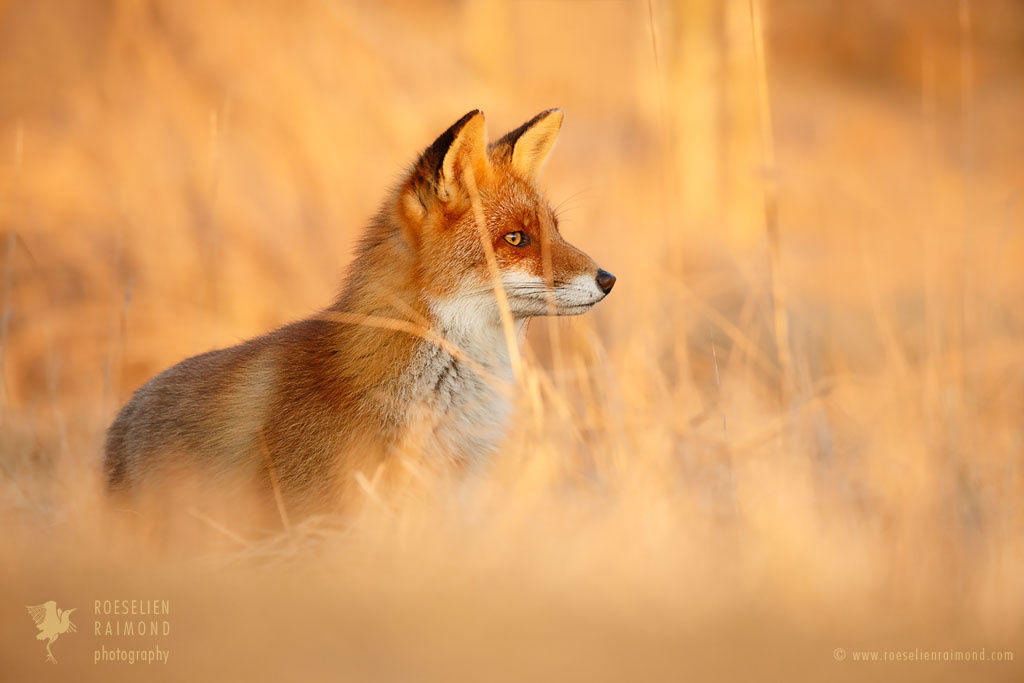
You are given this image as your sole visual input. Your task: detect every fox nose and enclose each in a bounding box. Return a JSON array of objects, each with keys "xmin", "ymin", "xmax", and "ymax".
[{"xmin": 595, "ymin": 269, "xmax": 616, "ymax": 295}]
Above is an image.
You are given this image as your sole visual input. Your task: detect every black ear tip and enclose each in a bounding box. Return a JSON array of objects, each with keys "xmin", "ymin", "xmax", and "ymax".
[
  {"xmin": 421, "ymin": 110, "xmax": 484, "ymax": 173},
  {"xmin": 449, "ymin": 109, "xmax": 484, "ymax": 136},
  {"xmin": 532, "ymin": 108, "xmax": 563, "ymax": 126}
]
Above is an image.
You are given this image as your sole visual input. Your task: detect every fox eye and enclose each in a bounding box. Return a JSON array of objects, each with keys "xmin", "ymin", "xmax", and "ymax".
[{"xmin": 503, "ymin": 231, "xmax": 528, "ymax": 247}]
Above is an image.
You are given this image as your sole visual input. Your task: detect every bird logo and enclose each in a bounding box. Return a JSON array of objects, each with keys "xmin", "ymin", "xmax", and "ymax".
[{"xmin": 26, "ymin": 600, "xmax": 77, "ymax": 663}]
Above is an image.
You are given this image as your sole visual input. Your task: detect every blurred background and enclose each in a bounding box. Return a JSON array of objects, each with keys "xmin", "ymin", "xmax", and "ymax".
[{"xmin": 1, "ymin": 0, "xmax": 1022, "ymax": 680}]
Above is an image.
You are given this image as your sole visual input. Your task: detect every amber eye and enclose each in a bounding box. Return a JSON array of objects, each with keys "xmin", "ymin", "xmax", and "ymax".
[{"xmin": 504, "ymin": 231, "xmax": 528, "ymax": 247}]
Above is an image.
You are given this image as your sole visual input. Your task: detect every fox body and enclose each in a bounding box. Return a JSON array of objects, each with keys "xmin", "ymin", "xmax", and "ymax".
[{"xmin": 104, "ymin": 109, "xmax": 615, "ymax": 515}]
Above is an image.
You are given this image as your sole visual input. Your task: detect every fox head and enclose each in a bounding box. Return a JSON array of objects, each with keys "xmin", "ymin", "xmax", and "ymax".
[{"xmin": 394, "ymin": 109, "xmax": 615, "ymax": 322}]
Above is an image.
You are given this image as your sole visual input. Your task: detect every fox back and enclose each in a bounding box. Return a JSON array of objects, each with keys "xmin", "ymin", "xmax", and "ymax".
[{"xmin": 104, "ymin": 108, "xmax": 616, "ymax": 518}]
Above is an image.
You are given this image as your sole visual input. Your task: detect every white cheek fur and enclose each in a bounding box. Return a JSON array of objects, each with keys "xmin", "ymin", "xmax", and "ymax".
[
  {"xmin": 499, "ymin": 270, "xmax": 604, "ymax": 315},
  {"xmin": 431, "ymin": 269, "xmax": 604, "ymax": 327},
  {"xmin": 561, "ymin": 273, "xmax": 605, "ymax": 305}
]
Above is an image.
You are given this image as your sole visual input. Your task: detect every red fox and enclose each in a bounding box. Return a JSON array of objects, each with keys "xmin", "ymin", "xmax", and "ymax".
[{"xmin": 104, "ymin": 109, "xmax": 615, "ymax": 517}]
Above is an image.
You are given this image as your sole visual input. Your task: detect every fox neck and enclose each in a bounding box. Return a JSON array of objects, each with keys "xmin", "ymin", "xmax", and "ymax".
[
  {"xmin": 330, "ymin": 227, "xmax": 521, "ymax": 460},
  {"xmin": 409, "ymin": 293, "xmax": 521, "ymax": 464},
  {"xmin": 428, "ymin": 291, "xmax": 526, "ymax": 363},
  {"xmin": 333, "ymin": 226, "xmax": 523, "ymax": 382}
]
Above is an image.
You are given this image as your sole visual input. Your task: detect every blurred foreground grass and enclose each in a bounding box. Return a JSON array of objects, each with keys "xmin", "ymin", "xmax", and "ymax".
[{"xmin": 1, "ymin": 1, "xmax": 1023, "ymax": 680}]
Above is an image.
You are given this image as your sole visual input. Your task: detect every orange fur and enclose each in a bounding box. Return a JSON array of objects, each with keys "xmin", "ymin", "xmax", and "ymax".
[{"xmin": 104, "ymin": 109, "xmax": 615, "ymax": 518}]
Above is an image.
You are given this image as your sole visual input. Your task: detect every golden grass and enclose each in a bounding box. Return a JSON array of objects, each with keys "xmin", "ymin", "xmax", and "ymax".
[{"xmin": 1, "ymin": 1, "xmax": 1023, "ymax": 680}]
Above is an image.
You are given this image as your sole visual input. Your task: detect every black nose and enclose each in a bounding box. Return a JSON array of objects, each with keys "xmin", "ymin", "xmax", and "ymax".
[{"xmin": 595, "ymin": 269, "xmax": 616, "ymax": 294}]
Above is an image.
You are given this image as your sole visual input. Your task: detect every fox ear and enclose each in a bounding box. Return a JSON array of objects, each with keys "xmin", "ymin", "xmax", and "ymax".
[
  {"xmin": 412, "ymin": 109, "xmax": 490, "ymax": 207},
  {"xmin": 490, "ymin": 108, "xmax": 563, "ymax": 179}
]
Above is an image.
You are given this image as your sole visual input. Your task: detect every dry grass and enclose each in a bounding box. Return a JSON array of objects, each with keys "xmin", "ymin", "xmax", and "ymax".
[{"xmin": 1, "ymin": 1, "xmax": 1023, "ymax": 680}]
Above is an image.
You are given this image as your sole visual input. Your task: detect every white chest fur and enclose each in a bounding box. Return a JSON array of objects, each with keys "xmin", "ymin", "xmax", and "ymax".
[{"xmin": 403, "ymin": 294, "xmax": 524, "ymax": 464}]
